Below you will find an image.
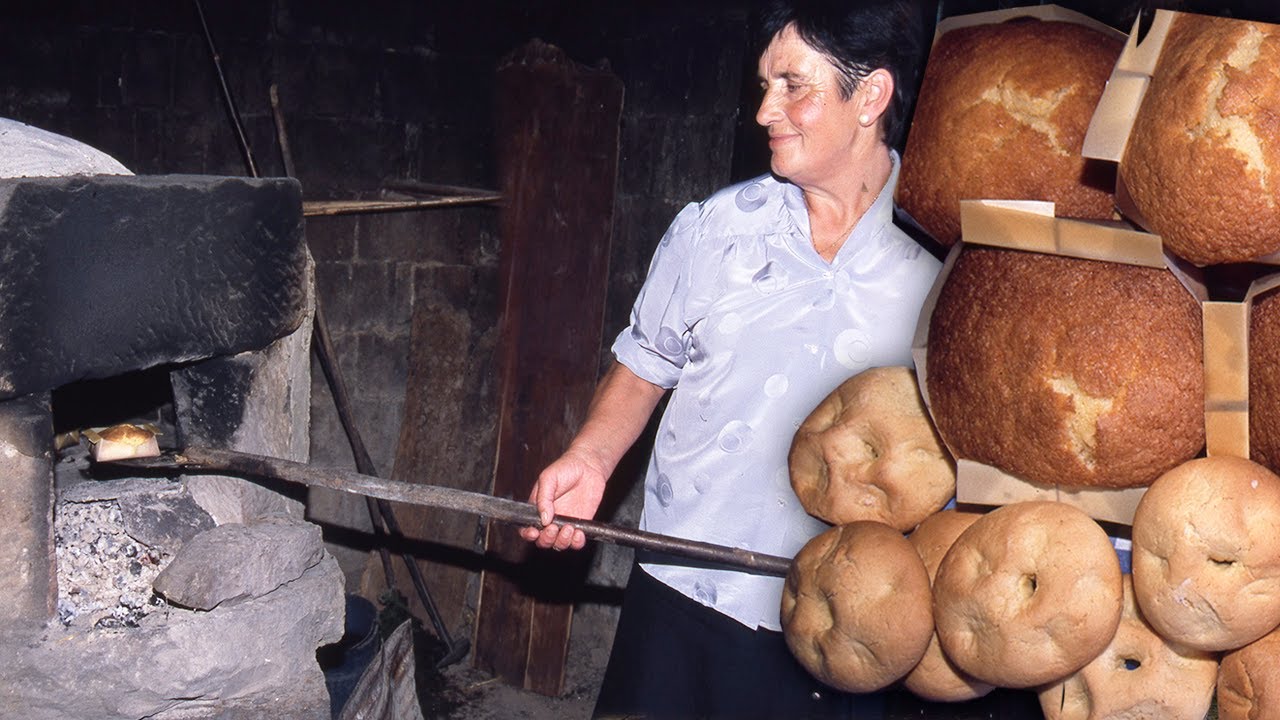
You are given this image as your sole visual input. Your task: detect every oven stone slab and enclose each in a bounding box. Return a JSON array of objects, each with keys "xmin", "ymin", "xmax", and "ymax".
[{"xmin": 0, "ymin": 174, "xmax": 306, "ymax": 401}]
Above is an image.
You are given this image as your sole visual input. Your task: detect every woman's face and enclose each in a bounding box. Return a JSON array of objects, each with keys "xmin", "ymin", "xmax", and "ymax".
[{"xmin": 755, "ymin": 25, "xmax": 869, "ymax": 187}]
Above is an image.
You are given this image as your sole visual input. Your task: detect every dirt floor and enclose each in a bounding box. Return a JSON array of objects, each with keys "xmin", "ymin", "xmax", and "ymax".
[
  {"xmin": 432, "ymin": 664, "xmax": 595, "ymax": 720},
  {"xmin": 401, "ymin": 615, "xmax": 604, "ymax": 720}
]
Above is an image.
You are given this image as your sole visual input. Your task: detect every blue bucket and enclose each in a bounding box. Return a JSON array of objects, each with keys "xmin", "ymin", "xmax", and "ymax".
[{"xmin": 320, "ymin": 594, "xmax": 382, "ymax": 718}]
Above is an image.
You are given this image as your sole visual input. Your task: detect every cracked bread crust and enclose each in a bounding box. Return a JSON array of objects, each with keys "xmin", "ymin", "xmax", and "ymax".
[
  {"xmin": 788, "ymin": 366, "xmax": 955, "ymax": 533},
  {"xmin": 931, "ymin": 501, "xmax": 1123, "ymax": 689},
  {"xmin": 1038, "ymin": 575, "xmax": 1218, "ymax": 720},
  {"xmin": 1131, "ymin": 456, "xmax": 1280, "ymax": 652},
  {"xmin": 1219, "ymin": 624, "xmax": 1280, "ymax": 720},
  {"xmin": 898, "ymin": 18, "xmax": 1122, "ymax": 247},
  {"xmin": 781, "ymin": 522, "xmax": 934, "ymax": 694},
  {"xmin": 925, "ymin": 246, "xmax": 1204, "ymax": 489},
  {"xmin": 1121, "ymin": 14, "xmax": 1280, "ymax": 265}
]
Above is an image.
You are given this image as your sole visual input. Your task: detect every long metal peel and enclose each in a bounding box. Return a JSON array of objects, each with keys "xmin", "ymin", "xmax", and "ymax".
[{"xmin": 107, "ymin": 446, "xmax": 794, "ymax": 577}]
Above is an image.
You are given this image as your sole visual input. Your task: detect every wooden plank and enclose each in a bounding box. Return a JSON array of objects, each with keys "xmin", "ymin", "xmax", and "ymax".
[
  {"xmin": 473, "ymin": 40, "xmax": 623, "ymax": 696},
  {"xmin": 303, "ymin": 195, "xmax": 499, "ymax": 217},
  {"xmin": 364, "ymin": 264, "xmax": 500, "ymax": 642}
]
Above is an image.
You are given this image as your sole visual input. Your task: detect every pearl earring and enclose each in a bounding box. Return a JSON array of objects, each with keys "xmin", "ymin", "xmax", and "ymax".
[{"xmin": 858, "ymin": 114, "xmax": 871, "ymax": 125}]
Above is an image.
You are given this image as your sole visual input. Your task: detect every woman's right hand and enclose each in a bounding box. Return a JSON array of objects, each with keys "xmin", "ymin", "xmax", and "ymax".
[
  {"xmin": 519, "ymin": 446, "xmax": 609, "ymax": 551},
  {"xmin": 518, "ymin": 361, "xmax": 667, "ymax": 552}
]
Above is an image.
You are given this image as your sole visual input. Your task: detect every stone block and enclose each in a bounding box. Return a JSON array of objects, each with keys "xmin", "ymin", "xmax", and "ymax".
[
  {"xmin": 130, "ymin": 108, "xmax": 166, "ymax": 173},
  {"xmin": 287, "ymin": 116, "xmax": 412, "ymax": 195},
  {"xmin": 52, "ymin": 107, "xmax": 136, "ymax": 169},
  {"xmin": 0, "ymin": 392, "xmax": 55, "ymax": 626},
  {"xmin": 609, "ymin": 11, "xmax": 747, "ymax": 118},
  {"xmin": 276, "ymin": 2, "xmax": 434, "ymax": 52},
  {"xmin": 355, "ymin": 331, "xmax": 410, "ymax": 408},
  {"xmin": 313, "ymin": 260, "xmax": 356, "ymax": 332},
  {"xmin": 417, "ymin": 118, "xmax": 494, "ymax": 186},
  {"xmin": 60, "ymin": 476, "xmax": 216, "ymax": 552},
  {"xmin": 171, "ymin": 256, "xmax": 314, "ymax": 525},
  {"xmin": 307, "ymin": 362, "xmax": 356, "ymax": 470},
  {"xmin": 56, "ymin": 477, "xmax": 215, "ymax": 629},
  {"xmin": 0, "ymin": 174, "xmax": 307, "ymax": 400},
  {"xmin": 153, "ymin": 518, "xmax": 327, "ymax": 611},
  {"xmin": 172, "ymin": 34, "xmax": 222, "ymax": 114},
  {"xmin": 376, "ymin": 51, "xmax": 437, "ymax": 123},
  {"xmin": 350, "ymin": 393, "xmax": 405, "ymax": 479},
  {"xmin": 149, "ymin": 109, "xmax": 215, "ymax": 169},
  {"xmin": 358, "ymin": 206, "xmax": 453, "ymax": 264},
  {"xmin": 0, "ymin": 29, "xmax": 96, "ymax": 111},
  {"xmin": 1, "ymin": 551, "xmax": 344, "ymax": 719}
]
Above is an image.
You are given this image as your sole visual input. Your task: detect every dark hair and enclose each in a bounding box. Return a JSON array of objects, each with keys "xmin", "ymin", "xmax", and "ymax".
[{"xmin": 756, "ymin": 0, "xmax": 927, "ymax": 148}]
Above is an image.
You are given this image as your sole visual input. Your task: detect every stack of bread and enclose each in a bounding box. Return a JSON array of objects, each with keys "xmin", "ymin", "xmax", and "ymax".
[
  {"xmin": 783, "ymin": 365, "xmax": 1280, "ymax": 715},
  {"xmin": 783, "ymin": 366, "xmax": 950, "ymax": 693},
  {"xmin": 779, "ymin": 7, "xmax": 1280, "ymax": 718}
]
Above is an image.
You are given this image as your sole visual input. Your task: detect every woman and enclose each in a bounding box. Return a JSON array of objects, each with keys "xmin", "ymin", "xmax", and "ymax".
[{"xmin": 521, "ymin": 1, "xmax": 941, "ymax": 717}]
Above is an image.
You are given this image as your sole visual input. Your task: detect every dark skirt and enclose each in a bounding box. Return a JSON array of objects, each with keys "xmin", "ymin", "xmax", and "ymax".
[{"xmin": 592, "ymin": 562, "xmax": 884, "ymax": 720}]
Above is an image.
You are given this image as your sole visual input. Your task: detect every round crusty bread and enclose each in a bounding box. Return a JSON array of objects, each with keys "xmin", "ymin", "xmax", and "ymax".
[
  {"xmin": 781, "ymin": 521, "xmax": 933, "ymax": 693},
  {"xmin": 1131, "ymin": 456, "xmax": 1280, "ymax": 652},
  {"xmin": 1038, "ymin": 575, "xmax": 1218, "ymax": 720},
  {"xmin": 789, "ymin": 366, "xmax": 955, "ymax": 532},
  {"xmin": 1219, "ymin": 624, "xmax": 1280, "ymax": 720},
  {"xmin": 932, "ymin": 501, "xmax": 1123, "ymax": 688},
  {"xmin": 926, "ymin": 245, "xmax": 1204, "ymax": 489},
  {"xmin": 1121, "ymin": 14, "xmax": 1280, "ymax": 265},
  {"xmin": 902, "ymin": 510, "xmax": 994, "ymax": 703},
  {"xmin": 1251, "ymin": 289, "xmax": 1280, "ymax": 474},
  {"xmin": 897, "ymin": 17, "xmax": 1121, "ymax": 247},
  {"xmin": 90, "ymin": 423, "xmax": 161, "ymax": 462},
  {"xmin": 99, "ymin": 423, "xmax": 153, "ymax": 445}
]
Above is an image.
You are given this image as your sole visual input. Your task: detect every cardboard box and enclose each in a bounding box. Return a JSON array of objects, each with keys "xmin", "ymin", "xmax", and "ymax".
[
  {"xmin": 1203, "ymin": 299, "xmax": 1249, "ymax": 459},
  {"xmin": 912, "ymin": 200, "xmax": 1208, "ymax": 525},
  {"xmin": 1209, "ymin": 272, "xmax": 1280, "ymax": 461}
]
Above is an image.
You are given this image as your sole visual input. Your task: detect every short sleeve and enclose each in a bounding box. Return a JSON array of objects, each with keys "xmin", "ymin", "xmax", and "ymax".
[{"xmin": 611, "ymin": 202, "xmax": 701, "ymax": 389}]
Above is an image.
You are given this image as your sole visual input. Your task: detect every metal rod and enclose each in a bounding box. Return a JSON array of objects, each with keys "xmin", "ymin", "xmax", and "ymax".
[
  {"xmin": 268, "ymin": 83, "xmax": 296, "ymax": 179},
  {"xmin": 115, "ymin": 447, "xmax": 795, "ymax": 578},
  {"xmin": 194, "ymin": 0, "xmax": 259, "ymax": 178}
]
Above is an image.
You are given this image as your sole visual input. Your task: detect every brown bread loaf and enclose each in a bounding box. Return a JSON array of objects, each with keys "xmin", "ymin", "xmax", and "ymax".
[
  {"xmin": 1219, "ymin": 624, "xmax": 1280, "ymax": 720},
  {"xmin": 932, "ymin": 501, "xmax": 1123, "ymax": 688},
  {"xmin": 1131, "ymin": 456, "xmax": 1280, "ymax": 652},
  {"xmin": 902, "ymin": 510, "xmax": 994, "ymax": 703},
  {"xmin": 1038, "ymin": 575, "xmax": 1218, "ymax": 720},
  {"xmin": 1251, "ymin": 288, "xmax": 1280, "ymax": 473},
  {"xmin": 781, "ymin": 521, "xmax": 933, "ymax": 693},
  {"xmin": 789, "ymin": 366, "xmax": 954, "ymax": 532},
  {"xmin": 1121, "ymin": 13, "xmax": 1280, "ymax": 265},
  {"xmin": 898, "ymin": 17, "xmax": 1121, "ymax": 246},
  {"xmin": 926, "ymin": 245, "xmax": 1204, "ymax": 489}
]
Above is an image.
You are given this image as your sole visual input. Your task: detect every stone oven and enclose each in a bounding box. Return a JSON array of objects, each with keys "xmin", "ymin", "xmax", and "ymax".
[{"xmin": 0, "ymin": 168, "xmax": 345, "ymax": 718}]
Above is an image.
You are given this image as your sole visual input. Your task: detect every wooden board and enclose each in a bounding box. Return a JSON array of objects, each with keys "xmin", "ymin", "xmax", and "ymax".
[
  {"xmin": 363, "ymin": 263, "xmax": 500, "ymax": 644},
  {"xmin": 473, "ymin": 40, "xmax": 624, "ymax": 696}
]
